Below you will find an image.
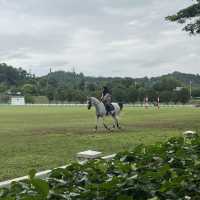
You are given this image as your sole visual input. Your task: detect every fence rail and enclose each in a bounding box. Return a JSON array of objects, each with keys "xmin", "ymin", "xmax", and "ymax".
[
  {"xmin": 0, "ymin": 154, "xmax": 116, "ymax": 188},
  {"xmin": 0, "ymin": 103, "xmax": 195, "ymax": 107}
]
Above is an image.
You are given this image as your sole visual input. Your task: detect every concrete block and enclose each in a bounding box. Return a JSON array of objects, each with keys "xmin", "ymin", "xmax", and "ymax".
[{"xmin": 77, "ymin": 150, "xmax": 102, "ymax": 160}]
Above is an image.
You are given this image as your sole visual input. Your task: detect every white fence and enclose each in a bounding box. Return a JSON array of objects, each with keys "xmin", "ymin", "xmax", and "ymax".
[
  {"xmin": 124, "ymin": 103, "xmax": 194, "ymax": 108},
  {"xmin": 25, "ymin": 103, "xmax": 87, "ymax": 107},
  {"xmin": 0, "ymin": 103, "xmax": 195, "ymax": 108}
]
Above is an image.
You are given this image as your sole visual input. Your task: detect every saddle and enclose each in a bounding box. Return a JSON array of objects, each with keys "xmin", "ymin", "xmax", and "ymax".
[{"xmin": 104, "ymin": 103, "xmax": 115, "ymax": 115}]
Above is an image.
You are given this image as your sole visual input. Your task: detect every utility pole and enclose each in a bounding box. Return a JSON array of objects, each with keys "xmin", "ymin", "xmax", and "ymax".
[
  {"xmin": 190, "ymin": 80, "xmax": 192, "ymax": 99},
  {"xmin": 47, "ymin": 68, "xmax": 51, "ymax": 90}
]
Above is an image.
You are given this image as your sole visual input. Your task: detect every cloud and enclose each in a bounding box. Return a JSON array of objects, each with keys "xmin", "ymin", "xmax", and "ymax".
[{"xmin": 0, "ymin": 0, "xmax": 199, "ymax": 77}]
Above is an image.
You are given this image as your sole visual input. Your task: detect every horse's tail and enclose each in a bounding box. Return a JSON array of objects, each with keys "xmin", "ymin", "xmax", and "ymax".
[{"xmin": 118, "ymin": 102, "xmax": 123, "ymax": 111}]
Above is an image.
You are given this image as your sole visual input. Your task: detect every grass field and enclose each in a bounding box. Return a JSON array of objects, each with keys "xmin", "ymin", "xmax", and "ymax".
[{"xmin": 0, "ymin": 106, "xmax": 200, "ymax": 181}]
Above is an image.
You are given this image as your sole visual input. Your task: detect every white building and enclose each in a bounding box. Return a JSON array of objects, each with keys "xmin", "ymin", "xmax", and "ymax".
[
  {"xmin": 174, "ymin": 87, "xmax": 184, "ymax": 92},
  {"xmin": 11, "ymin": 96, "xmax": 25, "ymax": 105}
]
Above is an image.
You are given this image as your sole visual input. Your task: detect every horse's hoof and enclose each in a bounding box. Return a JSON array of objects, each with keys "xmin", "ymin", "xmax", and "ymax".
[
  {"xmin": 108, "ymin": 129, "xmax": 112, "ymax": 133},
  {"xmin": 105, "ymin": 127, "xmax": 111, "ymax": 132}
]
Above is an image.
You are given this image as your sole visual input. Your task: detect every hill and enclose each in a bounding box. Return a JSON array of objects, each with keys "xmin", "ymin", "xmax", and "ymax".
[
  {"xmin": 0, "ymin": 63, "xmax": 200, "ymax": 103},
  {"xmin": 155, "ymin": 71, "xmax": 200, "ymax": 87}
]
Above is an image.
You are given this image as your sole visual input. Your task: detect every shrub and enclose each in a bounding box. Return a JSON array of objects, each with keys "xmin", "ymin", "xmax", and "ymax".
[{"xmin": 1, "ymin": 135, "xmax": 200, "ymax": 200}]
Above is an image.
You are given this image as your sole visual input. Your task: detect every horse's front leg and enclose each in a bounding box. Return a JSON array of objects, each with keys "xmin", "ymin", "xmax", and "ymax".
[{"xmin": 94, "ymin": 116, "xmax": 100, "ymax": 131}]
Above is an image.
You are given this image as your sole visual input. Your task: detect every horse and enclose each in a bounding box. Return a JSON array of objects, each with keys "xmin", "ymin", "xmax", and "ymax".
[{"xmin": 87, "ymin": 97, "xmax": 123, "ymax": 131}]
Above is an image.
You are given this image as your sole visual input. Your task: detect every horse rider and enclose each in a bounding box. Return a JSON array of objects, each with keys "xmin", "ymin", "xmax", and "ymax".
[{"xmin": 101, "ymin": 86, "xmax": 112, "ymax": 115}]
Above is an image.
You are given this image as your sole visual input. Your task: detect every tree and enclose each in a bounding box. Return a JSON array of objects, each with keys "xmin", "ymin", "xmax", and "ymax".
[
  {"xmin": 172, "ymin": 91, "xmax": 179, "ymax": 104},
  {"xmin": 160, "ymin": 91, "xmax": 173, "ymax": 104},
  {"xmin": 25, "ymin": 95, "xmax": 34, "ymax": 103},
  {"xmin": 146, "ymin": 88, "xmax": 157, "ymax": 102},
  {"xmin": 87, "ymin": 83, "xmax": 96, "ymax": 92},
  {"xmin": 55, "ymin": 86, "xmax": 68, "ymax": 102},
  {"xmin": 177, "ymin": 88, "xmax": 190, "ymax": 104},
  {"xmin": 72, "ymin": 90, "xmax": 86, "ymax": 103},
  {"xmin": 22, "ymin": 84, "xmax": 37, "ymax": 95},
  {"xmin": 0, "ymin": 83, "xmax": 7, "ymax": 93},
  {"xmin": 44, "ymin": 85, "xmax": 56, "ymax": 102},
  {"xmin": 127, "ymin": 86, "xmax": 138, "ymax": 103},
  {"xmin": 63, "ymin": 88, "xmax": 74, "ymax": 102},
  {"xmin": 192, "ymin": 88, "xmax": 200, "ymax": 97},
  {"xmin": 153, "ymin": 77, "xmax": 181, "ymax": 91},
  {"xmin": 166, "ymin": 0, "xmax": 200, "ymax": 34},
  {"xmin": 138, "ymin": 87, "xmax": 146, "ymax": 103},
  {"xmin": 112, "ymin": 86, "xmax": 128, "ymax": 103}
]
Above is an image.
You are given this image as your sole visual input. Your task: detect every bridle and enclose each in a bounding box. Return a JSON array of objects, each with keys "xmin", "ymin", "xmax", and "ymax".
[{"xmin": 87, "ymin": 98, "xmax": 92, "ymax": 110}]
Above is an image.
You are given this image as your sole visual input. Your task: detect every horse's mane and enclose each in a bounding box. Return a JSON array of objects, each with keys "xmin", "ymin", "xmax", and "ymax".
[{"xmin": 90, "ymin": 97, "xmax": 101, "ymax": 103}]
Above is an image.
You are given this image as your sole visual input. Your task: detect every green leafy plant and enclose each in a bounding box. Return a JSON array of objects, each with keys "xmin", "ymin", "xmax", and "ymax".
[{"xmin": 1, "ymin": 135, "xmax": 200, "ymax": 199}]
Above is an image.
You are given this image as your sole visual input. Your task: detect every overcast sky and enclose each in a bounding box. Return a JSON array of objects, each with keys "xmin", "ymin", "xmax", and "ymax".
[{"xmin": 0, "ymin": 0, "xmax": 199, "ymax": 77}]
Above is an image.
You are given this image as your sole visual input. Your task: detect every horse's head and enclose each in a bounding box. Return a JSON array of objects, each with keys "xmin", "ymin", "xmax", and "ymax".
[
  {"xmin": 87, "ymin": 97, "xmax": 100, "ymax": 110},
  {"xmin": 87, "ymin": 97, "xmax": 92, "ymax": 110}
]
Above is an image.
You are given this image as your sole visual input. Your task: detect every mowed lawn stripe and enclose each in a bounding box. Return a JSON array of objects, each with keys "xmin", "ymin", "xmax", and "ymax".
[{"xmin": 0, "ymin": 106, "xmax": 199, "ymax": 180}]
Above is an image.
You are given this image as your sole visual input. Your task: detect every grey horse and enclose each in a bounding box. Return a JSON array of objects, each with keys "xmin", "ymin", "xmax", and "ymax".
[{"xmin": 87, "ymin": 97, "xmax": 123, "ymax": 131}]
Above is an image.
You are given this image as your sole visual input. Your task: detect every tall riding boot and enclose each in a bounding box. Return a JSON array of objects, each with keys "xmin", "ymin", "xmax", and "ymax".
[{"xmin": 106, "ymin": 105, "xmax": 110, "ymax": 115}]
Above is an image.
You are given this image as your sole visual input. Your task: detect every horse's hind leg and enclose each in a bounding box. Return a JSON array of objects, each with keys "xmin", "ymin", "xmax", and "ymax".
[
  {"xmin": 103, "ymin": 123, "xmax": 110, "ymax": 130},
  {"xmin": 117, "ymin": 119, "xmax": 121, "ymax": 129},
  {"xmin": 112, "ymin": 116, "xmax": 116, "ymax": 129},
  {"xmin": 113, "ymin": 116, "xmax": 121, "ymax": 129},
  {"xmin": 117, "ymin": 121, "xmax": 121, "ymax": 129},
  {"xmin": 102, "ymin": 117, "xmax": 111, "ymax": 131}
]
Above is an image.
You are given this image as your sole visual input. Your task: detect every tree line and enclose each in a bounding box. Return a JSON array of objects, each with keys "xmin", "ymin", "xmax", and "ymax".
[{"xmin": 0, "ymin": 63, "xmax": 200, "ymax": 104}]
